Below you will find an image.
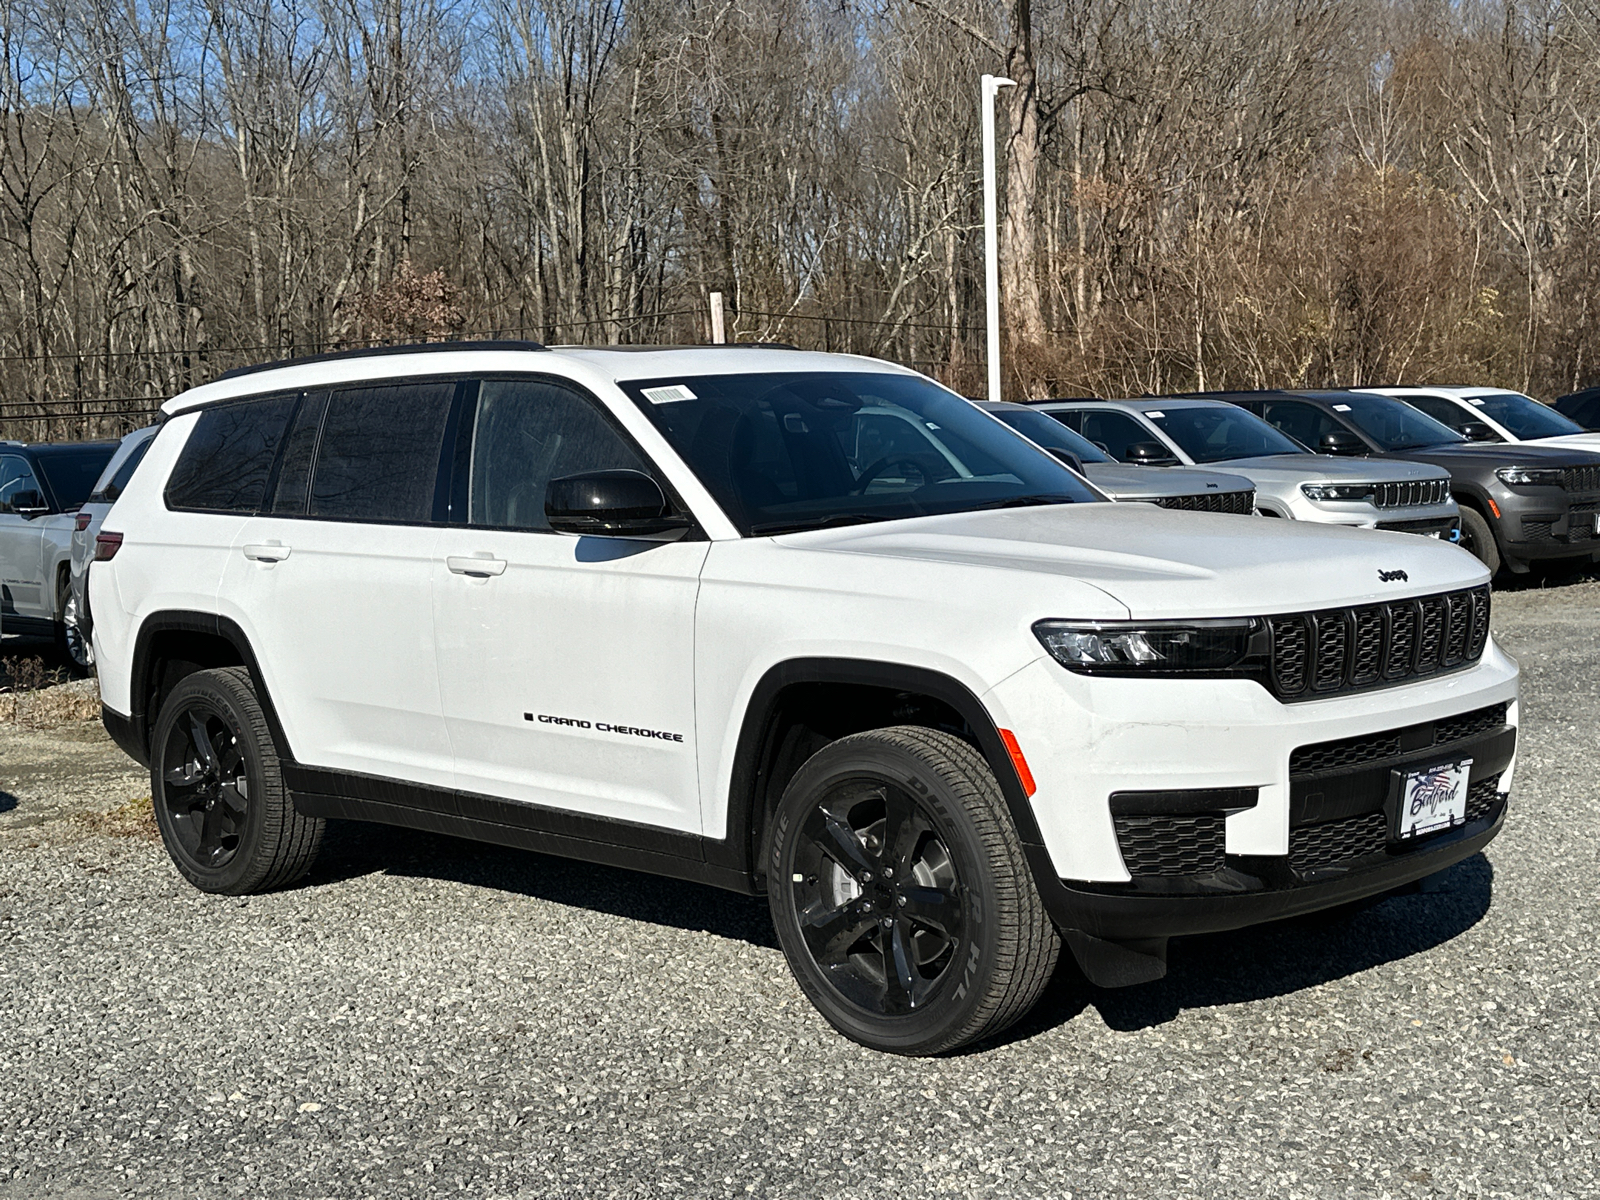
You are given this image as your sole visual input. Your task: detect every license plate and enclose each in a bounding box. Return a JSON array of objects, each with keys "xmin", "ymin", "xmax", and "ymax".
[{"xmin": 1393, "ymin": 759, "xmax": 1472, "ymax": 841}]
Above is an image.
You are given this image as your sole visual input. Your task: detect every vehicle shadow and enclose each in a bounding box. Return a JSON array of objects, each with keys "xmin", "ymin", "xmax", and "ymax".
[
  {"xmin": 0, "ymin": 791, "xmax": 17, "ymax": 814},
  {"xmin": 302, "ymin": 819, "xmax": 778, "ymax": 948},
  {"xmin": 994, "ymin": 852, "xmax": 1495, "ymax": 1045},
  {"xmin": 305, "ymin": 819, "xmax": 1493, "ymax": 1046}
]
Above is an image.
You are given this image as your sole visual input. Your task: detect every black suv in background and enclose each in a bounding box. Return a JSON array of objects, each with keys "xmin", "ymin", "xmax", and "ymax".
[
  {"xmin": 1187, "ymin": 390, "xmax": 1600, "ymax": 576},
  {"xmin": 1556, "ymin": 387, "xmax": 1600, "ymax": 431}
]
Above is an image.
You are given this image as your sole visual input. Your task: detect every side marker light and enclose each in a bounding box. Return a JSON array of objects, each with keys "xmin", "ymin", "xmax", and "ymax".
[
  {"xmin": 998, "ymin": 729, "xmax": 1037, "ymax": 797},
  {"xmin": 1486, "ymin": 497, "xmax": 1501, "ymax": 519}
]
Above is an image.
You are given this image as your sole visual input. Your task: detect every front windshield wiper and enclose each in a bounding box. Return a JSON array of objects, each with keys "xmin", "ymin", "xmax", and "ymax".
[
  {"xmin": 967, "ymin": 494, "xmax": 1080, "ymax": 511},
  {"xmin": 749, "ymin": 512, "xmax": 897, "ymax": 536}
]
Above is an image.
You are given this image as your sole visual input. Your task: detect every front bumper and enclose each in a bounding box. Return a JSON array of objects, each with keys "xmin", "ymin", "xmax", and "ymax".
[{"xmin": 1277, "ymin": 494, "xmax": 1459, "ymax": 536}]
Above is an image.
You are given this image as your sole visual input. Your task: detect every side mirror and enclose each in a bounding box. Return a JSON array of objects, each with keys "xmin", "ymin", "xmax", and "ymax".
[
  {"xmin": 1047, "ymin": 447, "xmax": 1086, "ymax": 475},
  {"xmin": 1459, "ymin": 420, "xmax": 1499, "ymax": 442},
  {"xmin": 9, "ymin": 489, "xmax": 49, "ymax": 516},
  {"xmin": 1125, "ymin": 441, "xmax": 1179, "ymax": 466},
  {"xmin": 1318, "ymin": 429, "xmax": 1366, "ymax": 456},
  {"xmin": 545, "ymin": 469, "xmax": 690, "ymax": 538}
]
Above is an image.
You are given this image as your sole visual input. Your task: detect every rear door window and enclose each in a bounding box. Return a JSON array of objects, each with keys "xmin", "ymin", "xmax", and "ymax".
[
  {"xmin": 310, "ymin": 383, "xmax": 454, "ymax": 523},
  {"xmin": 165, "ymin": 395, "xmax": 298, "ymax": 513},
  {"xmin": 89, "ymin": 432, "xmax": 156, "ymax": 503}
]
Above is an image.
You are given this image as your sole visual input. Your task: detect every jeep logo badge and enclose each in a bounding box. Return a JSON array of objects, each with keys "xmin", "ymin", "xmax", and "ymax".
[{"xmin": 1378, "ymin": 568, "xmax": 1409, "ymax": 582}]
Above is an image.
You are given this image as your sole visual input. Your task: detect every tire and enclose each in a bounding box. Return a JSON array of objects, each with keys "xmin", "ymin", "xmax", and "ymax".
[
  {"xmin": 1457, "ymin": 507, "xmax": 1501, "ymax": 576},
  {"xmin": 766, "ymin": 725, "xmax": 1059, "ymax": 1055},
  {"xmin": 56, "ymin": 572, "xmax": 90, "ymax": 672},
  {"xmin": 150, "ymin": 666, "xmax": 323, "ymax": 895}
]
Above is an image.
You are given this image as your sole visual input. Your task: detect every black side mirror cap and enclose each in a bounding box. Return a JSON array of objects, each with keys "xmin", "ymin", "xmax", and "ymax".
[
  {"xmin": 1318, "ymin": 429, "xmax": 1367, "ymax": 455},
  {"xmin": 1459, "ymin": 420, "xmax": 1500, "ymax": 442},
  {"xmin": 1125, "ymin": 441, "xmax": 1179, "ymax": 466},
  {"xmin": 545, "ymin": 469, "xmax": 690, "ymax": 537},
  {"xmin": 9, "ymin": 489, "xmax": 49, "ymax": 516},
  {"xmin": 1048, "ymin": 447, "xmax": 1086, "ymax": 475}
]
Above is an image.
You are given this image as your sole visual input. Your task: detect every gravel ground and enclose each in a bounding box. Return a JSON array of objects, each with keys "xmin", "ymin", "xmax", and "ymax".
[{"xmin": 1, "ymin": 577, "xmax": 1597, "ymax": 1200}]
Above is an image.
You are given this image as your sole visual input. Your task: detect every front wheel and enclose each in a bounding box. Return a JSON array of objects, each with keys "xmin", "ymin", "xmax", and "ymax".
[
  {"xmin": 767, "ymin": 726, "xmax": 1059, "ymax": 1055},
  {"xmin": 1457, "ymin": 507, "xmax": 1501, "ymax": 575},
  {"xmin": 150, "ymin": 666, "xmax": 323, "ymax": 895}
]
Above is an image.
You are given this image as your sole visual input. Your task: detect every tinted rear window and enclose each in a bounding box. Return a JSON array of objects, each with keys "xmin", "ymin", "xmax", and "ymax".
[
  {"xmin": 166, "ymin": 396, "xmax": 298, "ymax": 513},
  {"xmin": 89, "ymin": 430, "xmax": 156, "ymax": 503},
  {"xmin": 309, "ymin": 383, "xmax": 454, "ymax": 523},
  {"xmin": 34, "ymin": 445, "xmax": 117, "ymax": 509}
]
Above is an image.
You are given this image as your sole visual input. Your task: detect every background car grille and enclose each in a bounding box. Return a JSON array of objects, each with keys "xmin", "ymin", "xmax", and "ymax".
[
  {"xmin": 1152, "ymin": 489, "xmax": 1255, "ymax": 515},
  {"xmin": 1288, "ymin": 701, "xmax": 1509, "ymax": 776},
  {"xmin": 1288, "ymin": 775, "xmax": 1503, "ymax": 870},
  {"xmin": 1373, "ymin": 479, "xmax": 1450, "ymax": 508},
  {"xmin": 1267, "ymin": 586, "xmax": 1490, "ymax": 700},
  {"xmin": 1561, "ymin": 465, "xmax": 1600, "ymax": 493},
  {"xmin": 1112, "ymin": 813, "xmax": 1226, "ymax": 877}
]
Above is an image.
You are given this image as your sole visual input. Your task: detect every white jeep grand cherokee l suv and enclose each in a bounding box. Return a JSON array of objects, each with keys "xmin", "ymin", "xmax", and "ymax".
[{"xmin": 91, "ymin": 343, "xmax": 1518, "ymax": 1055}]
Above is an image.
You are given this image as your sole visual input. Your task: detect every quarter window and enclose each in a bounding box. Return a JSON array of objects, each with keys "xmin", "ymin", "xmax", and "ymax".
[
  {"xmin": 466, "ymin": 378, "xmax": 653, "ymax": 532},
  {"xmin": 310, "ymin": 383, "xmax": 454, "ymax": 523},
  {"xmin": 165, "ymin": 395, "xmax": 298, "ymax": 513}
]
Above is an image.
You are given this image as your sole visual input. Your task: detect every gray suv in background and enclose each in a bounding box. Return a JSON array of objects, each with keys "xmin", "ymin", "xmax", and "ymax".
[
  {"xmin": 975, "ymin": 401, "xmax": 1257, "ymax": 513},
  {"xmin": 1034, "ymin": 398, "xmax": 1459, "ymax": 537},
  {"xmin": 1214, "ymin": 389, "xmax": 1600, "ymax": 576}
]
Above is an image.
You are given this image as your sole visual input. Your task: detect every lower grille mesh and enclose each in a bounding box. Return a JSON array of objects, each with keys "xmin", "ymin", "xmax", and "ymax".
[
  {"xmin": 1113, "ymin": 813, "xmax": 1226, "ymax": 877},
  {"xmin": 1288, "ymin": 775, "xmax": 1503, "ymax": 870}
]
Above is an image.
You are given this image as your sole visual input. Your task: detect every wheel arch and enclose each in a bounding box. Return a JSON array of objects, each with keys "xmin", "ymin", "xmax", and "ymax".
[
  {"xmin": 710, "ymin": 658, "xmax": 1045, "ymax": 883},
  {"xmin": 116, "ymin": 611, "xmax": 291, "ymax": 768}
]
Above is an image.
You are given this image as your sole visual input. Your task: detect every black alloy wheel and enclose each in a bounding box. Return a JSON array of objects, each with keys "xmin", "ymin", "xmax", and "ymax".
[
  {"xmin": 768, "ymin": 725, "xmax": 1058, "ymax": 1055},
  {"xmin": 150, "ymin": 667, "xmax": 323, "ymax": 895},
  {"xmin": 789, "ymin": 778, "xmax": 964, "ymax": 1016},
  {"xmin": 160, "ymin": 705, "xmax": 251, "ymax": 870}
]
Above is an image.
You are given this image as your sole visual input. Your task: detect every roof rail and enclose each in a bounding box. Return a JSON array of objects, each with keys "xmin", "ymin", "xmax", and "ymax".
[{"xmin": 214, "ymin": 339, "xmax": 549, "ymax": 382}]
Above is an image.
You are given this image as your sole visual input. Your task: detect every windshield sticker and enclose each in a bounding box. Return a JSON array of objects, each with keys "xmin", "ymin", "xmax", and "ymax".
[
  {"xmin": 1333, "ymin": 403, "xmax": 1352, "ymax": 411},
  {"xmin": 641, "ymin": 384, "xmax": 697, "ymax": 405},
  {"xmin": 1468, "ymin": 398, "xmax": 1485, "ymax": 406},
  {"xmin": 1143, "ymin": 410, "xmax": 1165, "ymax": 419}
]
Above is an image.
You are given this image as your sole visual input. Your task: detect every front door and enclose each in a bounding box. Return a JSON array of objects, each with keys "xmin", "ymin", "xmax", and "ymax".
[
  {"xmin": 432, "ymin": 376, "xmax": 708, "ymax": 832},
  {"xmin": 0, "ymin": 454, "xmax": 48, "ymax": 621}
]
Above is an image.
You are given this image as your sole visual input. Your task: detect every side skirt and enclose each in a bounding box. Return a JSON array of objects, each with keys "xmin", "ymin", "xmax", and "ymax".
[{"xmin": 284, "ymin": 763, "xmax": 760, "ymax": 895}]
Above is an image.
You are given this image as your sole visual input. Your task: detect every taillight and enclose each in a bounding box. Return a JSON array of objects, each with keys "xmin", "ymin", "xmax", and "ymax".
[
  {"xmin": 94, "ymin": 531, "xmax": 123, "ymax": 561},
  {"xmin": 75, "ymin": 511, "xmax": 93, "ymax": 532}
]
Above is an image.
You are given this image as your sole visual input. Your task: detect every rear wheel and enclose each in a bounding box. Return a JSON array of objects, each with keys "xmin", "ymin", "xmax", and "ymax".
[
  {"xmin": 150, "ymin": 666, "xmax": 323, "ymax": 894},
  {"xmin": 767, "ymin": 726, "xmax": 1058, "ymax": 1055},
  {"xmin": 56, "ymin": 573, "xmax": 90, "ymax": 671},
  {"xmin": 1457, "ymin": 507, "xmax": 1501, "ymax": 575}
]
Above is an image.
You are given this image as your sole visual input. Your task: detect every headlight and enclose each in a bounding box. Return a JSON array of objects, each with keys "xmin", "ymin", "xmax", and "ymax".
[
  {"xmin": 1033, "ymin": 618, "xmax": 1261, "ymax": 673},
  {"xmin": 1300, "ymin": 483, "xmax": 1374, "ymax": 502},
  {"xmin": 1495, "ymin": 466, "xmax": 1564, "ymax": 487}
]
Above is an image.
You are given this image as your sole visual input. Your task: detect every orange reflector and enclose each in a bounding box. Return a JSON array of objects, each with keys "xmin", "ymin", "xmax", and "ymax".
[
  {"xmin": 998, "ymin": 729, "xmax": 1037, "ymax": 796},
  {"xmin": 1486, "ymin": 497, "xmax": 1501, "ymax": 519}
]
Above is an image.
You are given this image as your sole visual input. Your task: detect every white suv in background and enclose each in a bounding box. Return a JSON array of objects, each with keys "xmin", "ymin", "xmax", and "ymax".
[
  {"xmin": 92, "ymin": 344, "xmax": 1518, "ymax": 1055},
  {"xmin": 1363, "ymin": 385, "xmax": 1600, "ymax": 454}
]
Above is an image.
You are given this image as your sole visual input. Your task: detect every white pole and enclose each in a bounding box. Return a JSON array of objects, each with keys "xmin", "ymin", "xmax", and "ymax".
[
  {"xmin": 709, "ymin": 291, "xmax": 726, "ymax": 344},
  {"xmin": 982, "ymin": 73, "xmax": 1015, "ymax": 403}
]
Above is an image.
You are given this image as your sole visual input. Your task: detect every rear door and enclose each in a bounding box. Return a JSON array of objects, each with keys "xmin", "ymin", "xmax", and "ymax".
[
  {"xmin": 432, "ymin": 376, "xmax": 708, "ymax": 832},
  {"xmin": 217, "ymin": 382, "xmax": 457, "ymax": 787}
]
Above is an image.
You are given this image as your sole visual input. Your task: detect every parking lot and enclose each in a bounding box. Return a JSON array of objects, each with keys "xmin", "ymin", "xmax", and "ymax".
[{"xmin": 1, "ymin": 573, "xmax": 1597, "ymax": 1200}]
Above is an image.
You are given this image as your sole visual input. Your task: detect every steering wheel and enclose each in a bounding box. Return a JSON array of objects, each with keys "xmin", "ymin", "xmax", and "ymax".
[{"xmin": 851, "ymin": 453, "xmax": 945, "ymax": 494}]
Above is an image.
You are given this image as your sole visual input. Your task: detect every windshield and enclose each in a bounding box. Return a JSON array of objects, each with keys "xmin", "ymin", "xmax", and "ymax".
[
  {"xmin": 34, "ymin": 444, "xmax": 117, "ymax": 509},
  {"xmin": 1467, "ymin": 392, "xmax": 1585, "ymax": 440},
  {"xmin": 1141, "ymin": 406, "xmax": 1305, "ymax": 463},
  {"xmin": 1328, "ymin": 393, "xmax": 1464, "ymax": 451},
  {"xmin": 989, "ymin": 407, "xmax": 1113, "ymax": 463},
  {"xmin": 622, "ymin": 371, "xmax": 1099, "ymax": 535}
]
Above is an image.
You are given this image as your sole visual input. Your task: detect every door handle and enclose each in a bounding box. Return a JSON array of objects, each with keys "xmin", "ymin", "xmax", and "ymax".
[
  {"xmin": 243, "ymin": 543, "xmax": 291, "ymax": 562},
  {"xmin": 447, "ymin": 555, "xmax": 507, "ymax": 578}
]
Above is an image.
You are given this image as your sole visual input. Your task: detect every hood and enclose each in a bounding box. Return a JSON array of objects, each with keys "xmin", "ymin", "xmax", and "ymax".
[
  {"xmin": 1081, "ymin": 463, "xmax": 1256, "ymax": 502},
  {"xmin": 777, "ymin": 502, "xmax": 1487, "ymax": 619},
  {"xmin": 1520, "ymin": 433, "xmax": 1600, "ymax": 454},
  {"xmin": 1196, "ymin": 453, "xmax": 1448, "ymax": 487},
  {"xmin": 1380, "ymin": 440, "xmax": 1600, "ymax": 471}
]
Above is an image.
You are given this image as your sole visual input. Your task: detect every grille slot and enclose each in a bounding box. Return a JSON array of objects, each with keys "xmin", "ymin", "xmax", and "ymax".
[
  {"xmin": 1266, "ymin": 586, "xmax": 1490, "ymax": 700},
  {"xmin": 1152, "ymin": 488, "xmax": 1255, "ymax": 515},
  {"xmin": 1112, "ymin": 813, "xmax": 1226, "ymax": 877},
  {"xmin": 1289, "ymin": 775, "xmax": 1502, "ymax": 870},
  {"xmin": 1289, "ymin": 701, "xmax": 1509, "ymax": 777}
]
